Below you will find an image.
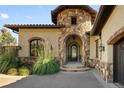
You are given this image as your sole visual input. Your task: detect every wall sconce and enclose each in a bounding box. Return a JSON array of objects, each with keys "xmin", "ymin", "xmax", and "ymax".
[
  {"xmin": 17, "ymin": 46, "xmax": 22, "ymax": 50},
  {"xmin": 99, "ymin": 44, "xmax": 105, "ymax": 52}
]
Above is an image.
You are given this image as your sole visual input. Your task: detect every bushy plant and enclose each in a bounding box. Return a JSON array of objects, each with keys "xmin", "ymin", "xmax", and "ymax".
[
  {"xmin": 7, "ymin": 68, "xmax": 18, "ymax": 75},
  {"xmin": 45, "ymin": 59, "xmax": 60, "ymax": 74},
  {"xmin": 0, "ymin": 50, "xmax": 18, "ymax": 73},
  {"xmin": 33, "ymin": 42, "xmax": 60, "ymax": 75},
  {"xmin": 18, "ymin": 60, "xmax": 33, "ymax": 72},
  {"xmin": 18, "ymin": 66, "xmax": 30, "ymax": 76},
  {"xmin": 33, "ymin": 58, "xmax": 59, "ymax": 75}
]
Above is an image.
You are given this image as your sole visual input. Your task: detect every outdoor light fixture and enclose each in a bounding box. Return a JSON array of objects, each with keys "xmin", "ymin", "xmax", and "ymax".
[
  {"xmin": 17, "ymin": 46, "xmax": 22, "ymax": 50},
  {"xmin": 99, "ymin": 43, "xmax": 105, "ymax": 52}
]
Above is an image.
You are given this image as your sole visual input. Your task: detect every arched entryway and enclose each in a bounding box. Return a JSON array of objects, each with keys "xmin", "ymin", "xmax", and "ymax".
[
  {"xmin": 65, "ymin": 34, "xmax": 82, "ymax": 63},
  {"xmin": 67, "ymin": 42, "xmax": 80, "ymax": 62}
]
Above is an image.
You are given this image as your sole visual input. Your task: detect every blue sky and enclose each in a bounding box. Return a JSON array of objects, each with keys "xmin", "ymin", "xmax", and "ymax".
[{"xmin": 0, "ymin": 5, "xmax": 100, "ymax": 42}]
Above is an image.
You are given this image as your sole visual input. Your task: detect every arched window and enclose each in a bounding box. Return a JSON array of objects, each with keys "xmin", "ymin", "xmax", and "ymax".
[{"xmin": 30, "ymin": 38, "xmax": 44, "ymax": 57}]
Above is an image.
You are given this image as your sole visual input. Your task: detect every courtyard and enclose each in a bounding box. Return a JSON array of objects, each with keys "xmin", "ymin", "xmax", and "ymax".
[
  {"xmin": 1, "ymin": 69, "xmax": 117, "ymax": 88},
  {"xmin": 1, "ymin": 5, "xmax": 124, "ymax": 88}
]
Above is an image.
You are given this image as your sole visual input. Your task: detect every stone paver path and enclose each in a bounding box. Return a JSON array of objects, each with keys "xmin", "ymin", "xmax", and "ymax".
[{"xmin": 2, "ymin": 70, "xmax": 106, "ymax": 88}]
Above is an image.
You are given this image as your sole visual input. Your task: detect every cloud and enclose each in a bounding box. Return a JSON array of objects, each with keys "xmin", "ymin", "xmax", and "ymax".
[
  {"xmin": 25, "ymin": 16, "xmax": 32, "ymax": 19},
  {"xmin": 38, "ymin": 6, "xmax": 46, "ymax": 9},
  {"xmin": 38, "ymin": 6, "xmax": 44, "ymax": 9},
  {"xmin": 0, "ymin": 13, "xmax": 9, "ymax": 19}
]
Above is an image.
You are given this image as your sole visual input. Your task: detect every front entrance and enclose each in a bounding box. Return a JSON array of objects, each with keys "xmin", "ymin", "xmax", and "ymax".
[
  {"xmin": 114, "ymin": 38, "xmax": 124, "ymax": 86},
  {"xmin": 68, "ymin": 43, "xmax": 79, "ymax": 61},
  {"xmin": 66, "ymin": 35, "xmax": 82, "ymax": 62}
]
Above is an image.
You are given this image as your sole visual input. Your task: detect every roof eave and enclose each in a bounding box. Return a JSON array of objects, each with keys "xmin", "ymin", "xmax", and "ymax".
[
  {"xmin": 4, "ymin": 24, "xmax": 64, "ymax": 32},
  {"xmin": 91, "ymin": 5, "xmax": 116, "ymax": 36}
]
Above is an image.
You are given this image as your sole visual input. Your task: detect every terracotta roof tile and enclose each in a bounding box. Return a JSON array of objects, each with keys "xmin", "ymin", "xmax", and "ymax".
[{"xmin": 4, "ymin": 24, "xmax": 64, "ymax": 32}]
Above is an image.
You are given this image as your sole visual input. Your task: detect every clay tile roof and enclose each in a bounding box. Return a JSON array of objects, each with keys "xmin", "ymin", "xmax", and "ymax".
[
  {"xmin": 51, "ymin": 5, "xmax": 97, "ymax": 24},
  {"xmin": 4, "ymin": 24, "xmax": 64, "ymax": 32}
]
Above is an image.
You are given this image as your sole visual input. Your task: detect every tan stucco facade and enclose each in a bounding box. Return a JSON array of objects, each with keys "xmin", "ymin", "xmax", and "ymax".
[
  {"xmin": 4, "ymin": 5, "xmax": 124, "ymax": 85},
  {"xmin": 90, "ymin": 6, "xmax": 124, "ymax": 81},
  {"xmin": 17, "ymin": 7, "xmax": 94, "ymax": 65},
  {"xmin": 18, "ymin": 28, "xmax": 62, "ymax": 57},
  {"xmin": 90, "ymin": 36, "xmax": 97, "ymax": 59},
  {"xmin": 90, "ymin": 6, "xmax": 124, "ymax": 63},
  {"xmin": 101, "ymin": 6, "xmax": 124, "ymax": 63},
  {"xmin": 4, "ymin": 6, "xmax": 97, "ymax": 68}
]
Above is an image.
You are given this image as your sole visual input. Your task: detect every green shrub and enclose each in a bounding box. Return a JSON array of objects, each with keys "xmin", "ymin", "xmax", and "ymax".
[
  {"xmin": 46, "ymin": 59, "xmax": 60, "ymax": 74},
  {"xmin": 18, "ymin": 60, "xmax": 33, "ymax": 73},
  {"xmin": 33, "ymin": 58, "xmax": 60, "ymax": 75},
  {"xmin": 18, "ymin": 66, "xmax": 30, "ymax": 76},
  {"xmin": 32, "ymin": 41, "xmax": 60, "ymax": 75},
  {"xmin": 0, "ymin": 51, "xmax": 18, "ymax": 73},
  {"xmin": 7, "ymin": 68, "xmax": 18, "ymax": 75}
]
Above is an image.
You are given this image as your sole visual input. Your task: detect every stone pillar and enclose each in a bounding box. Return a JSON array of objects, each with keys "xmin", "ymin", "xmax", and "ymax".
[{"xmin": 82, "ymin": 32, "xmax": 90, "ymax": 66}]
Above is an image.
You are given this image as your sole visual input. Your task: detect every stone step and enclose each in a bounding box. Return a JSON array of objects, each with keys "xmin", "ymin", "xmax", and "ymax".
[
  {"xmin": 62, "ymin": 65, "xmax": 85, "ymax": 68},
  {"xmin": 60, "ymin": 66, "xmax": 91, "ymax": 72}
]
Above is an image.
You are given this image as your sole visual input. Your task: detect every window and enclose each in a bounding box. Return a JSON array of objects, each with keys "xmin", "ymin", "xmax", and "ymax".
[
  {"xmin": 95, "ymin": 40, "xmax": 99, "ymax": 58},
  {"xmin": 71, "ymin": 16, "xmax": 77, "ymax": 25},
  {"xmin": 30, "ymin": 39, "xmax": 44, "ymax": 57}
]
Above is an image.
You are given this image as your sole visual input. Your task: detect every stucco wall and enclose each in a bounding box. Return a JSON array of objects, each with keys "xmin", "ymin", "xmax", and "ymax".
[
  {"xmin": 90, "ymin": 36, "xmax": 101, "ymax": 58},
  {"xmin": 18, "ymin": 8, "xmax": 93, "ymax": 65},
  {"xmin": 88, "ymin": 6, "xmax": 124, "ymax": 81},
  {"xmin": 90, "ymin": 36, "xmax": 97, "ymax": 59},
  {"xmin": 101, "ymin": 6, "xmax": 124, "ymax": 63},
  {"xmin": 90, "ymin": 6, "xmax": 124, "ymax": 63},
  {"xmin": 18, "ymin": 28, "xmax": 61, "ymax": 57}
]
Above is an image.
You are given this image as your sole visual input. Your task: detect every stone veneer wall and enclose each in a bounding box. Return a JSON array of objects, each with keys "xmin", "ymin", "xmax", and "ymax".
[
  {"xmin": 57, "ymin": 9, "xmax": 92, "ymax": 27},
  {"xmin": 83, "ymin": 33, "xmax": 90, "ymax": 66},
  {"xmin": 18, "ymin": 57, "xmax": 36, "ymax": 64},
  {"xmin": 89, "ymin": 59, "xmax": 113, "ymax": 82},
  {"xmin": 58, "ymin": 28, "xmax": 85, "ymax": 65},
  {"xmin": 57, "ymin": 9, "xmax": 92, "ymax": 65}
]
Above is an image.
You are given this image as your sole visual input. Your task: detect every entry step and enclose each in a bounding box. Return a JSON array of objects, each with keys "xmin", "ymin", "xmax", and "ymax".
[{"xmin": 60, "ymin": 66, "xmax": 91, "ymax": 72}]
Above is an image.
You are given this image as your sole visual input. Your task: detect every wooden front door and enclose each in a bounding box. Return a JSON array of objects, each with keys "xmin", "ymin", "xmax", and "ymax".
[{"xmin": 114, "ymin": 38, "xmax": 124, "ymax": 86}]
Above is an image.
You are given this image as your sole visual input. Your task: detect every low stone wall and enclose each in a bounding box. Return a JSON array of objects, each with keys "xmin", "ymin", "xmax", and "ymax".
[
  {"xmin": 18, "ymin": 57, "xmax": 61, "ymax": 65},
  {"xmin": 18, "ymin": 57, "xmax": 37, "ymax": 64},
  {"xmin": 89, "ymin": 59, "xmax": 113, "ymax": 82},
  {"xmin": 88, "ymin": 59, "xmax": 99, "ymax": 68}
]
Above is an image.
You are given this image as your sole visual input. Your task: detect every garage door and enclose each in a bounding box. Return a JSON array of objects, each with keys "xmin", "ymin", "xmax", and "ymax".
[{"xmin": 114, "ymin": 38, "xmax": 124, "ymax": 86}]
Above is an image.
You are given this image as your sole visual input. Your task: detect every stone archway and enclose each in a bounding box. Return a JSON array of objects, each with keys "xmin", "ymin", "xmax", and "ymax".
[
  {"xmin": 65, "ymin": 34, "xmax": 82, "ymax": 63},
  {"xmin": 58, "ymin": 27, "xmax": 90, "ymax": 66},
  {"xmin": 58, "ymin": 32, "xmax": 85, "ymax": 65}
]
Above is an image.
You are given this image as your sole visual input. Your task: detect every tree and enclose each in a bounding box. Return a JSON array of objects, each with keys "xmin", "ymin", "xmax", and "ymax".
[{"xmin": 0, "ymin": 28, "xmax": 16, "ymax": 46}]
